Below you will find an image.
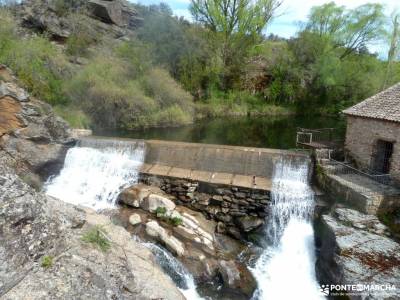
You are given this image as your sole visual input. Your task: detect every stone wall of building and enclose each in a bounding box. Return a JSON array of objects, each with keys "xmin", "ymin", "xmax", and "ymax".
[
  {"xmin": 139, "ymin": 173, "xmax": 270, "ymax": 236},
  {"xmin": 345, "ymin": 116, "xmax": 400, "ymax": 181}
]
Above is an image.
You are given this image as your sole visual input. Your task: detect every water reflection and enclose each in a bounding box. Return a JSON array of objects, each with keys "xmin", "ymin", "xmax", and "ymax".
[{"xmin": 97, "ymin": 115, "xmax": 346, "ymax": 149}]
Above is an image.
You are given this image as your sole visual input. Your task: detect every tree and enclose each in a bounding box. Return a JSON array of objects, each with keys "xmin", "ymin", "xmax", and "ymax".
[
  {"xmin": 190, "ymin": 0, "xmax": 281, "ymax": 89},
  {"xmin": 383, "ymin": 11, "xmax": 400, "ymax": 88},
  {"xmin": 305, "ymin": 2, "xmax": 385, "ymax": 59}
]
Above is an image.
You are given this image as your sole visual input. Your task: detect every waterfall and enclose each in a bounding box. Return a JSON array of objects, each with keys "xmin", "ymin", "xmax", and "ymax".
[
  {"xmin": 251, "ymin": 159, "xmax": 323, "ymax": 300},
  {"xmin": 137, "ymin": 239, "xmax": 203, "ymax": 300},
  {"xmin": 45, "ymin": 138, "xmax": 145, "ymax": 210}
]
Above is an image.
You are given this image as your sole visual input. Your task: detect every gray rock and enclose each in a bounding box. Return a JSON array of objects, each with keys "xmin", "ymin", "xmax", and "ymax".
[
  {"xmin": 0, "ymin": 157, "xmax": 184, "ymax": 300},
  {"xmin": 317, "ymin": 208, "xmax": 400, "ymax": 300},
  {"xmin": 141, "ymin": 194, "xmax": 176, "ymax": 213},
  {"xmin": 128, "ymin": 213, "xmax": 142, "ymax": 226},
  {"xmin": 218, "ymin": 260, "xmax": 257, "ymax": 297},
  {"xmin": 235, "ymin": 216, "xmax": 264, "ymax": 232},
  {"xmin": 145, "ymin": 221, "xmax": 185, "ymax": 256},
  {"xmin": 118, "ymin": 184, "xmax": 162, "ymax": 208}
]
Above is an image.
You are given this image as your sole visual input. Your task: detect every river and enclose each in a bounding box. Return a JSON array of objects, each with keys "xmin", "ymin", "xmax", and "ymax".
[
  {"xmin": 96, "ymin": 114, "xmax": 345, "ymax": 149},
  {"xmin": 45, "ymin": 115, "xmax": 337, "ymax": 299}
]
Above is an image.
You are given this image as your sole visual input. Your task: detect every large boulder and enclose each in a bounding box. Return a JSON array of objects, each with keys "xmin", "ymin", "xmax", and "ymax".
[
  {"xmin": 218, "ymin": 260, "xmax": 257, "ymax": 298},
  {"xmin": 118, "ymin": 184, "xmax": 164, "ymax": 208},
  {"xmin": 88, "ymin": 0, "xmax": 141, "ymax": 27},
  {"xmin": 317, "ymin": 208, "xmax": 400, "ymax": 299},
  {"xmin": 141, "ymin": 194, "xmax": 176, "ymax": 213},
  {"xmin": 235, "ymin": 216, "xmax": 264, "ymax": 232}
]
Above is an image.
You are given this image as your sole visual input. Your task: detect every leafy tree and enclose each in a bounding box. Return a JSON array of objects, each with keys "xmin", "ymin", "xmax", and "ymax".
[
  {"xmin": 190, "ymin": 0, "xmax": 281, "ymax": 89},
  {"xmin": 305, "ymin": 2, "xmax": 385, "ymax": 59},
  {"xmin": 137, "ymin": 4, "xmax": 189, "ymax": 76},
  {"xmin": 383, "ymin": 11, "xmax": 400, "ymax": 88}
]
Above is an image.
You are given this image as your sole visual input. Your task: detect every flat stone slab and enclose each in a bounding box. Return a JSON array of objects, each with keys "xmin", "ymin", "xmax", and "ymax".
[
  {"xmin": 254, "ymin": 177, "xmax": 272, "ymax": 190},
  {"xmin": 168, "ymin": 167, "xmax": 191, "ymax": 179},
  {"xmin": 210, "ymin": 172, "xmax": 233, "ymax": 185},
  {"xmin": 139, "ymin": 163, "xmax": 153, "ymax": 173},
  {"xmin": 147, "ymin": 164, "xmax": 172, "ymax": 176},
  {"xmin": 190, "ymin": 170, "xmax": 212, "ymax": 182},
  {"xmin": 232, "ymin": 175, "xmax": 254, "ymax": 189},
  {"xmin": 140, "ymin": 164, "xmax": 271, "ymax": 191}
]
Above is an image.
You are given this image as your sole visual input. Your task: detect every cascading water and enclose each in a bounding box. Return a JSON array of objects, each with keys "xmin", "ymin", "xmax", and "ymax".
[
  {"xmin": 136, "ymin": 238, "xmax": 203, "ymax": 300},
  {"xmin": 46, "ymin": 138, "xmax": 145, "ymax": 210},
  {"xmin": 251, "ymin": 158, "xmax": 323, "ymax": 300}
]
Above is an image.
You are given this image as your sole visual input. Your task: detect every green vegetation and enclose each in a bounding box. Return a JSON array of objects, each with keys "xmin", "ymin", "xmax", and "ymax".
[
  {"xmin": 170, "ymin": 217, "xmax": 183, "ymax": 227},
  {"xmin": 155, "ymin": 206, "xmax": 167, "ymax": 216},
  {"xmin": 379, "ymin": 209, "xmax": 400, "ymax": 236},
  {"xmin": 41, "ymin": 255, "xmax": 54, "ymax": 268},
  {"xmin": 0, "ymin": 1, "xmax": 399, "ymax": 130},
  {"xmin": 154, "ymin": 206, "xmax": 183, "ymax": 227},
  {"xmin": 81, "ymin": 226, "xmax": 111, "ymax": 252}
]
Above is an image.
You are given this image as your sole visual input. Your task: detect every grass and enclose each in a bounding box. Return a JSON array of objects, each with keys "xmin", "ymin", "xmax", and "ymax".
[
  {"xmin": 81, "ymin": 226, "xmax": 111, "ymax": 252},
  {"xmin": 41, "ymin": 255, "xmax": 54, "ymax": 268}
]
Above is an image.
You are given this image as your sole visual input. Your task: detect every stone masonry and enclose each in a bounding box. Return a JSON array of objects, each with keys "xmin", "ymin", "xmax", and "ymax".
[
  {"xmin": 139, "ymin": 173, "xmax": 270, "ymax": 233},
  {"xmin": 346, "ymin": 116, "xmax": 400, "ymax": 180}
]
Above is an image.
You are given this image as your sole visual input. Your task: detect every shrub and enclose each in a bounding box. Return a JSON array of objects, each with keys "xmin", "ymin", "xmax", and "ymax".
[
  {"xmin": 54, "ymin": 105, "xmax": 91, "ymax": 128},
  {"xmin": 41, "ymin": 255, "xmax": 54, "ymax": 268},
  {"xmin": 143, "ymin": 68, "xmax": 194, "ymax": 113},
  {"xmin": 81, "ymin": 226, "xmax": 111, "ymax": 252},
  {"xmin": 66, "ymin": 14, "xmax": 99, "ymax": 57}
]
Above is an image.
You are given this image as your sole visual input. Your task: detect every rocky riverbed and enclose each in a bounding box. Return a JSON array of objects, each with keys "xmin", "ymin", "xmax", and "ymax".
[{"xmin": 116, "ymin": 183, "xmax": 258, "ymax": 299}]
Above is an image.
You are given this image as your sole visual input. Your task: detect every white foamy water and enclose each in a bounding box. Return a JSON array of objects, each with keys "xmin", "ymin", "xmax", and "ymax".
[
  {"xmin": 45, "ymin": 139, "xmax": 145, "ymax": 210},
  {"xmin": 251, "ymin": 159, "xmax": 324, "ymax": 300},
  {"xmin": 138, "ymin": 239, "xmax": 203, "ymax": 300}
]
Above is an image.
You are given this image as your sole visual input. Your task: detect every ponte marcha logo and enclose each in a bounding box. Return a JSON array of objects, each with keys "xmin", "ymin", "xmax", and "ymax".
[{"xmin": 320, "ymin": 284, "xmax": 330, "ymax": 296}]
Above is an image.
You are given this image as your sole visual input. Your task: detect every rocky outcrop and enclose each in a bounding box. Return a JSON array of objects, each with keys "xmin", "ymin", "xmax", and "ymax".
[
  {"xmin": 0, "ymin": 152, "xmax": 184, "ymax": 300},
  {"xmin": 0, "ymin": 65, "xmax": 73, "ymax": 182},
  {"xmin": 17, "ymin": 0, "xmax": 142, "ymax": 41},
  {"xmin": 317, "ymin": 207, "xmax": 400, "ymax": 299},
  {"xmin": 88, "ymin": 0, "xmax": 140, "ymax": 27}
]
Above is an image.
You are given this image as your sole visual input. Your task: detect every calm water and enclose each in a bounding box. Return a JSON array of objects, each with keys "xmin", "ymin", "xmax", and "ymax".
[{"xmin": 97, "ymin": 115, "xmax": 346, "ymax": 149}]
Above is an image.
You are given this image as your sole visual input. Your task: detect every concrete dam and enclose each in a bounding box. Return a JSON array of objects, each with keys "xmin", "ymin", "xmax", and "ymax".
[{"xmin": 78, "ymin": 137, "xmax": 311, "ymax": 191}]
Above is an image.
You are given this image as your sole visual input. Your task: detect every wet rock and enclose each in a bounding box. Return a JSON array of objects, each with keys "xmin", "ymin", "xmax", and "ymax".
[
  {"xmin": 128, "ymin": 213, "xmax": 142, "ymax": 226},
  {"xmin": 118, "ymin": 184, "xmax": 163, "ymax": 208},
  {"xmin": 227, "ymin": 226, "xmax": 242, "ymax": 240},
  {"xmin": 317, "ymin": 208, "xmax": 400, "ymax": 300},
  {"xmin": 218, "ymin": 260, "xmax": 257, "ymax": 297},
  {"xmin": 235, "ymin": 216, "xmax": 264, "ymax": 232},
  {"xmin": 141, "ymin": 194, "xmax": 176, "ymax": 213},
  {"xmin": 145, "ymin": 221, "xmax": 185, "ymax": 256}
]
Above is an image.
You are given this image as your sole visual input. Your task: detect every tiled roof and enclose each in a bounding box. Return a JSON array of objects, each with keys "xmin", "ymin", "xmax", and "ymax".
[{"xmin": 343, "ymin": 83, "xmax": 400, "ymax": 123}]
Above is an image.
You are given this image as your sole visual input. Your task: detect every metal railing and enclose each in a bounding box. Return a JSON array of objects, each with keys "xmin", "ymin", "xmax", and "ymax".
[
  {"xmin": 325, "ymin": 159, "xmax": 397, "ymax": 187},
  {"xmin": 296, "ymin": 128, "xmax": 340, "ymax": 147}
]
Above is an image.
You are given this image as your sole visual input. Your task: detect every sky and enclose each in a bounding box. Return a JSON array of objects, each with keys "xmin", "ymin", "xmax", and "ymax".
[{"xmin": 131, "ymin": 0, "xmax": 400, "ymax": 56}]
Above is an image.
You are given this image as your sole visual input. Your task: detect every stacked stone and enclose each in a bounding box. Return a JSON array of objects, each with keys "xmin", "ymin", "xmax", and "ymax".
[{"xmin": 140, "ymin": 174, "xmax": 270, "ymax": 232}]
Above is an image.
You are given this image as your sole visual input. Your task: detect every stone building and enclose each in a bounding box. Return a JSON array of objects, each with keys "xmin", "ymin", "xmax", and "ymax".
[{"xmin": 343, "ymin": 83, "xmax": 400, "ymax": 178}]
